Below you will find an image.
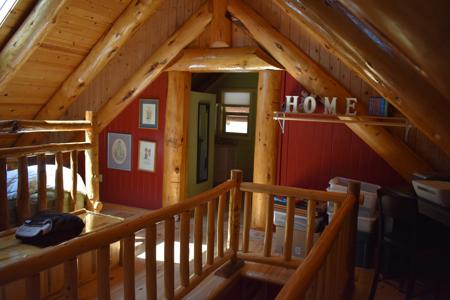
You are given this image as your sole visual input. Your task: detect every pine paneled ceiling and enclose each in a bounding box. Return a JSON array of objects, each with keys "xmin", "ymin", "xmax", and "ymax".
[{"xmin": 0, "ymin": 0, "xmax": 132, "ymax": 120}]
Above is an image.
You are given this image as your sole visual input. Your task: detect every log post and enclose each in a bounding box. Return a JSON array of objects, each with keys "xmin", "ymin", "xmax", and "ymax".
[
  {"xmin": 0, "ymin": 158, "xmax": 8, "ymax": 230},
  {"xmin": 251, "ymin": 70, "xmax": 281, "ymax": 228},
  {"xmin": 85, "ymin": 111, "xmax": 101, "ymax": 212},
  {"xmin": 209, "ymin": 0, "xmax": 232, "ymax": 47},
  {"xmin": 162, "ymin": 72, "xmax": 191, "ymax": 207}
]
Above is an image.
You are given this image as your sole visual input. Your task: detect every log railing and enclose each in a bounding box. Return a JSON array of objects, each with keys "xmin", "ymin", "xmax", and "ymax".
[
  {"xmin": 0, "ymin": 169, "xmax": 359, "ymax": 299},
  {"xmin": 0, "ymin": 111, "xmax": 101, "ymax": 230},
  {"xmin": 0, "ymin": 172, "xmax": 240, "ymax": 300},
  {"xmin": 276, "ymin": 182, "xmax": 360, "ymax": 300}
]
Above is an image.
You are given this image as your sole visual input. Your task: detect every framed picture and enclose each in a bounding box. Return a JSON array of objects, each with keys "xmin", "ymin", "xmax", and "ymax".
[
  {"xmin": 139, "ymin": 99, "xmax": 159, "ymax": 129},
  {"xmin": 138, "ymin": 140, "xmax": 156, "ymax": 172},
  {"xmin": 107, "ymin": 133, "xmax": 132, "ymax": 171}
]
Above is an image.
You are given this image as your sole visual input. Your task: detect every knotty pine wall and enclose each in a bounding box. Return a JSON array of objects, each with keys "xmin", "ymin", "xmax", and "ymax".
[
  {"xmin": 98, "ymin": 74, "xmax": 167, "ymax": 209},
  {"xmin": 63, "ymin": 0, "xmax": 448, "ymax": 207}
]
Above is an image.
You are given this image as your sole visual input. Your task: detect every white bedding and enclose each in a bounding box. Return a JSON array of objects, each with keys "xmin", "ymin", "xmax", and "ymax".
[{"xmin": 6, "ymin": 164, "xmax": 87, "ymax": 200}]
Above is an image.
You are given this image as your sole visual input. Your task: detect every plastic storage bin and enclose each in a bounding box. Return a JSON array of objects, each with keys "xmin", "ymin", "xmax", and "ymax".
[
  {"xmin": 327, "ymin": 210, "xmax": 377, "ymax": 233},
  {"xmin": 328, "ymin": 177, "xmax": 381, "ymax": 217}
]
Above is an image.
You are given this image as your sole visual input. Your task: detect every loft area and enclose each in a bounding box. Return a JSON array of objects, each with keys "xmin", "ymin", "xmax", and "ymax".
[{"xmin": 0, "ymin": 0, "xmax": 449, "ymax": 299}]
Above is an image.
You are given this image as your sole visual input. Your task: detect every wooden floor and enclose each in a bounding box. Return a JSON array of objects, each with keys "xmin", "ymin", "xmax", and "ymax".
[{"xmin": 47, "ymin": 203, "xmax": 448, "ymax": 299}]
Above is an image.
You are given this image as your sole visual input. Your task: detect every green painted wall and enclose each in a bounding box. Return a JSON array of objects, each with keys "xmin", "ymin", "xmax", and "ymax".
[{"xmin": 187, "ymin": 92, "xmax": 216, "ymax": 197}]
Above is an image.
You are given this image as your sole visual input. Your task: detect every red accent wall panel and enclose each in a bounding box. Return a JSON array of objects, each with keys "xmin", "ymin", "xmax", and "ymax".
[
  {"xmin": 99, "ymin": 74, "xmax": 167, "ymax": 209},
  {"xmin": 278, "ymin": 72, "xmax": 405, "ymax": 189}
]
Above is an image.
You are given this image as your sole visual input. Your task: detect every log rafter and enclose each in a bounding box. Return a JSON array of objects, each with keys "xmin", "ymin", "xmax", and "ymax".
[
  {"xmin": 15, "ymin": 0, "xmax": 164, "ymax": 146},
  {"xmin": 228, "ymin": 0, "xmax": 432, "ymax": 180},
  {"xmin": 166, "ymin": 47, "xmax": 283, "ymax": 72},
  {"xmin": 0, "ymin": 0, "xmax": 69, "ymax": 92},
  {"xmin": 96, "ymin": 3, "xmax": 213, "ymax": 132},
  {"xmin": 273, "ymin": 0, "xmax": 450, "ymax": 156}
]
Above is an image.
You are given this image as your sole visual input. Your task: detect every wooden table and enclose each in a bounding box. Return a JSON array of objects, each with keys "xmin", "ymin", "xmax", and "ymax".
[{"xmin": 0, "ymin": 209, "xmax": 123, "ymax": 269}]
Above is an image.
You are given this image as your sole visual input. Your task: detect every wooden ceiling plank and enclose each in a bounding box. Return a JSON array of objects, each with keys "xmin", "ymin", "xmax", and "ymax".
[
  {"xmin": 166, "ymin": 47, "xmax": 284, "ymax": 72},
  {"xmin": 0, "ymin": 0, "xmax": 69, "ymax": 92},
  {"xmin": 228, "ymin": 0, "xmax": 432, "ymax": 180},
  {"xmin": 14, "ymin": 0, "xmax": 165, "ymax": 146},
  {"xmin": 273, "ymin": 0, "xmax": 450, "ymax": 156},
  {"xmin": 96, "ymin": 3, "xmax": 213, "ymax": 132}
]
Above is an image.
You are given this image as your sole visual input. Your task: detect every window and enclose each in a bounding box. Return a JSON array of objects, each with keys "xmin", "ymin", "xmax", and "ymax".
[{"xmin": 222, "ymin": 91, "xmax": 252, "ymax": 135}]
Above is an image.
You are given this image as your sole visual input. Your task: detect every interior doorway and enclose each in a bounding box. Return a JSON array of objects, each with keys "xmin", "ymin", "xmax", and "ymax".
[{"xmin": 191, "ymin": 73, "xmax": 259, "ymax": 188}]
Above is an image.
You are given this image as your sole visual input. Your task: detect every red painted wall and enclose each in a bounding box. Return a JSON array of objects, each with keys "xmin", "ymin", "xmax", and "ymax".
[
  {"xmin": 277, "ymin": 72, "xmax": 405, "ymax": 189},
  {"xmin": 99, "ymin": 74, "xmax": 167, "ymax": 209}
]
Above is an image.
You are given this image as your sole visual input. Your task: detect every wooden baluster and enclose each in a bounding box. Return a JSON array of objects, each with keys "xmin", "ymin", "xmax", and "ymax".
[
  {"xmin": 230, "ymin": 170, "xmax": 243, "ymax": 260},
  {"xmin": 17, "ymin": 156, "xmax": 30, "ymax": 223},
  {"xmin": 180, "ymin": 211, "xmax": 190, "ymax": 287},
  {"xmin": 217, "ymin": 193, "xmax": 226, "ymax": 258},
  {"xmin": 26, "ymin": 273, "xmax": 40, "ymax": 300},
  {"xmin": 123, "ymin": 235, "xmax": 135, "ymax": 300},
  {"xmin": 263, "ymin": 195, "xmax": 274, "ymax": 257},
  {"xmin": 242, "ymin": 192, "xmax": 252, "ymax": 253},
  {"xmin": 164, "ymin": 217, "xmax": 175, "ymax": 300},
  {"xmin": 146, "ymin": 224, "xmax": 157, "ymax": 300},
  {"xmin": 0, "ymin": 158, "xmax": 8, "ymax": 230},
  {"xmin": 37, "ymin": 154, "xmax": 47, "ymax": 211},
  {"xmin": 64, "ymin": 258, "xmax": 78, "ymax": 300},
  {"xmin": 283, "ymin": 196, "xmax": 295, "ymax": 261},
  {"xmin": 227, "ymin": 191, "xmax": 232, "ymax": 249},
  {"xmin": 346, "ymin": 182, "xmax": 360, "ymax": 292},
  {"xmin": 306, "ymin": 199, "xmax": 317, "ymax": 255},
  {"xmin": 207, "ymin": 200, "xmax": 215, "ymax": 265},
  {"xmin": 55, "ymin": 152, "xmax": 64, "ymax": 212},
  {"xmin": 70, "ymin": 150, "xmax": 78, "ymax": 211},
  {"xmin": 85, "ymin": 111, "xmax": 101, "ymax": 212},
  {"xmin": 194, "ymin": 205, "xmax": 203, "ymax": 275},
  {"xmin": 97, "ymin": 245, "xmax": 110, "ymax": 300}
]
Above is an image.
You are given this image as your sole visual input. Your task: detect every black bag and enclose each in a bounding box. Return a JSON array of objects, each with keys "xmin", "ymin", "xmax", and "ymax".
[{"xmin": 16, "ymin": 211, "xmax": 85, "ymax": 247}]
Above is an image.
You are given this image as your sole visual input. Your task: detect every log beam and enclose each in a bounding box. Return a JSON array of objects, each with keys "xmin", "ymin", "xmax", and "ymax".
[
  {"xmin": 0, "ymin": 0, "xmax": 68, "ymax": 91},
  {"xmin": 166, "ymin": 47, "xmax": 283, "ymax": 72},
  {"xmin": 209, "ymin": 0, "xmax": 232, "ymax": 47},
  {"xmin": 162, "ymin": 72, "xmax": 191, "ymax": 207},
  {"xmin": 252, "ymin": 70, "xmax": 281, "ymax": 229},
  {"xmin": 15, "ymin": 0, "xmax": 164, "ymax": 146},
  {"xmin": 228, "ymin": 0, "xmax": 432, "ymax": 180},
  {"xmin": 96, "ymin": 3, "xmax": 212, "ymax": 132},
  {"xmin": 274, "ymin": 0, "xmax": 450, "ymax": 156}
]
